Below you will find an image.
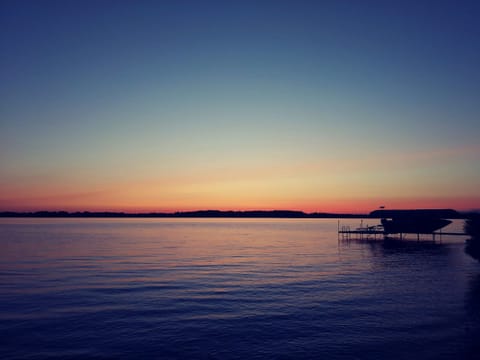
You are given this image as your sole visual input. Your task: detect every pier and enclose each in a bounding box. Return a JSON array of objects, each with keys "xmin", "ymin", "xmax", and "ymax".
[
  {"xmin": 338, "ymin": 221, "xmax": 467, "ymax": 242},
  {"xmin": 338, "ymin": 209, "xmax": 468, "ymax": 242}
]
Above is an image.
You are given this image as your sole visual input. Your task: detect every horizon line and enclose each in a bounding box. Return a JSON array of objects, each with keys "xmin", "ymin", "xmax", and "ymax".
[{"xmin": 0, "ymin": 208, "xmax": 477, "ymax": 219}]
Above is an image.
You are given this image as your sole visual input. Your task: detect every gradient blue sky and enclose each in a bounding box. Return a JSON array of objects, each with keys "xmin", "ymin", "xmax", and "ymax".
[{"xmin": 1, "ymin": 0, "xmax": 479, "ymax": 212}]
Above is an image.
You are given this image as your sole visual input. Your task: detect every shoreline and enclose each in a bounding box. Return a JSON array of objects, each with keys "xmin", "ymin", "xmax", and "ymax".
[{"xmin": 0, "ymin": 209, "xmax": 473, "ymax": 219}]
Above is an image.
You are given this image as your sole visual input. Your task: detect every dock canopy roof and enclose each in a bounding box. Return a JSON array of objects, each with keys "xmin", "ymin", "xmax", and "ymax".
[{"xmin": 369, "ymin": 209, "xmax": 459, "ymax": 219}]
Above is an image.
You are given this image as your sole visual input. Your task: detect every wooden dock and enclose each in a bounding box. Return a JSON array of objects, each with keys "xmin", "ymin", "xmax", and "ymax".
[
  {"xmin": 338, "ymin": 222, "xmax": 467, "ymax": 241},
  {"xmin": 338, "ymin": 224, "xmax": 384, "ymax": 240}
]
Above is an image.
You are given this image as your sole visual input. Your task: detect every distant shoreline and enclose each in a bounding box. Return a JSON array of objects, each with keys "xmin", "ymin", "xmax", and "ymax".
[
  {"xmin": 0, "ymin": 210, "xmax": 366, "ymax": 219},
  {"xmin": 0, "ymin": 209, "xmax": 472, "ymax": 219}
]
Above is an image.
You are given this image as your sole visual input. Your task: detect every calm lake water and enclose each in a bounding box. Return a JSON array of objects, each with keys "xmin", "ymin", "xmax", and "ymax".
[{"xmin": 1, "ymin": 218, "xmax": 479, "ymax": 359}]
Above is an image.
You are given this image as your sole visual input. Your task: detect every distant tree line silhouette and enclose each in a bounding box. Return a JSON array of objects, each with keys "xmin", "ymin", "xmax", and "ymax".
[{"xmin": 0, "ymin": 210, "xmax": 370, "ymax": 218}]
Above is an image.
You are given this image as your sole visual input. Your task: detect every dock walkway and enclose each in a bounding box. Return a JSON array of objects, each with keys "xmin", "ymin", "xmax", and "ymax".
[{"xmin": 338, "ymin": 222, "xmax": 466, "ymax": 241}]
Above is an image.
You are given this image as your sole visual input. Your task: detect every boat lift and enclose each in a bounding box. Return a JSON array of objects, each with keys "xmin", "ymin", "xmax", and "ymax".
[{"xmin": 338, "ymin": 219, "xmax": 467, "ymax": 242}]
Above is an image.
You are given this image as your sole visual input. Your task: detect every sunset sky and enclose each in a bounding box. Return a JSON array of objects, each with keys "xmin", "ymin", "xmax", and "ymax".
[{"xmin": 1, "ymin": 0, "xmax": 479, "ymax": 213}]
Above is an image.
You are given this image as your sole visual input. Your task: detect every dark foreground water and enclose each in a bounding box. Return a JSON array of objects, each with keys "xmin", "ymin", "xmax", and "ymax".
[{"xmin": 1, "ymin": 218, "xmax": 479, "ymax": 359}]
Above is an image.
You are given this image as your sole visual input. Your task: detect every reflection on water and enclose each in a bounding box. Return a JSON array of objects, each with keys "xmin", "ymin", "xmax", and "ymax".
[
  {"xmin": 340, "ymin": 236, "xmax": 450, "ymax": 253},
  {"xmin": 0, "ymin": 218, "xmax": 479, "ymax": 359},
  {"xmin": 465, "ymin": 274, "xmax": 480, "ymax": 358}
]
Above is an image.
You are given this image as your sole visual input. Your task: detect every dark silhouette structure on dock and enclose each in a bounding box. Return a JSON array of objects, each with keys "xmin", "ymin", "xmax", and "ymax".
[
  {"xmin": 465, "ymin": 214, "xmax": 480, "ymax": 262},
  {"xmin": 339, "ymin": 209, "xmax": 465, "ymax": 241}
]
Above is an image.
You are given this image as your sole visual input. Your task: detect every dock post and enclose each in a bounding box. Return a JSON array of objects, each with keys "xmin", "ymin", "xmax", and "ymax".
[{"xmin": 337, "ymin": 220, "xmax": 340, "ymax": 241}]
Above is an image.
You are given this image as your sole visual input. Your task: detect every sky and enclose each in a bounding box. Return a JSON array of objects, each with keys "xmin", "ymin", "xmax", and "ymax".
[{"xmin": 1, "ymin": 0, "xmax": 479, "ymax": 213}]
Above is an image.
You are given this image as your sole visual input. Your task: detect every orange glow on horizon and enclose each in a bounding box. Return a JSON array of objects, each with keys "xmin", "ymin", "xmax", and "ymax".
[
  {"xmin": 2, "ymin": 195, "xmax": 479, "ymax": 214},
  {"xmin": 1, "ymin": 144, "xmax": 478, "ymax": 214}
]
